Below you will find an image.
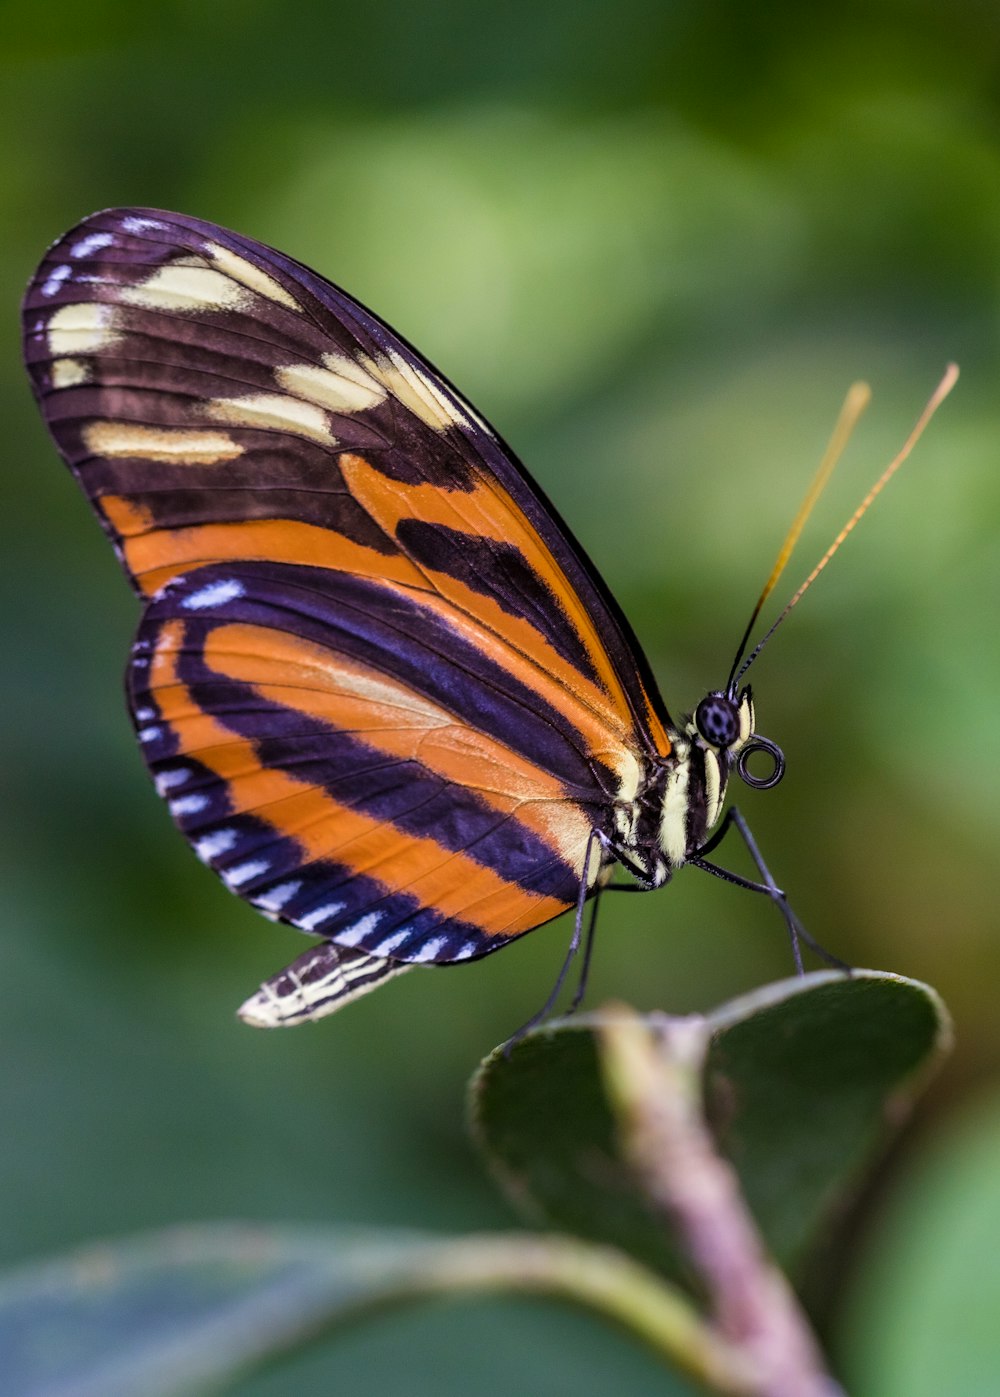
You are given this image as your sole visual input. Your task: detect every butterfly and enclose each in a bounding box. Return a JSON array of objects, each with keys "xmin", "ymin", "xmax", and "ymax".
[{"xmin": 22, "ymin": 209, "xmax": 954, "ymax": 1032}]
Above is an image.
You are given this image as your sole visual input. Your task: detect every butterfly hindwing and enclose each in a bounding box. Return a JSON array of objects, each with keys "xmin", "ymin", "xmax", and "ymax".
[
  {"xmin": 131, "ymin": 560, "xmax": 600, "ymax": 963},
  {"xmin": 23, "ymin": 208, "xmax": 675, "ymax": 1010}
]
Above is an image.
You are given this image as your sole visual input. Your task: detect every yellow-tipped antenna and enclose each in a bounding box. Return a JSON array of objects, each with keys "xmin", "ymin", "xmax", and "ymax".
[
  {"xmin": 726, "ymin": 380, "xmax": 873, "ymax": 689},
  {"xmin": 731, "ymin": 363, "xmax": 959, "ymax": 690}
]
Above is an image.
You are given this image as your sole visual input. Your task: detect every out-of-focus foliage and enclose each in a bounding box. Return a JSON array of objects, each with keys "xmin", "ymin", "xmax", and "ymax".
[
  {"xmin": 0, "ymin": 1225, "xmax": 701, "ymax": 1397},
  {"xmin": 2, "ymin": 1, "xmax": 999, "ymax": 1391},
  {"xmin": 842, "ymin": 1088, "xmax": 1000, "ymax": 1396}
]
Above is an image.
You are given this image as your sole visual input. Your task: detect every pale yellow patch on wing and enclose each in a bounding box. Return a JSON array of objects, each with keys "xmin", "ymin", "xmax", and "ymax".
[
  {"xmin": 275, "ymin": 354, "xmax": 387, "ymax": 414},
  {"xmin": 238, "ymin": 948, "xmax": 412, "ymax": 1028},
  {"xmin": 47, "ymin": 302, "xmax": 119, "ymax": 356},
  {"xmin": 300, "ymin": 655, "xmax": 449, "ymax": 727},
  {"xmin": 51, "ymin": 357, "xmax": 91, "ymax": 388},
  {"xmin": 205, "ymin": 242, "xmax": 301, "ymax": 310},
  {"xmin": 205, "ymin": 392, "xmax": 338, "ymax": 446},
  {"xmin": 614, "ymin": 748, "xmax": 642, "ymax": 806},
  {"xmin": 119, "ymin": 260, "xmax": 253, "ymax": 313},
  {"xmin": 359, "ymin": 347, "xmax": 468, "ymax": 433},
  {"xmin": 83, "ymin": 421, "xmax": 244, "ymax": 466}
]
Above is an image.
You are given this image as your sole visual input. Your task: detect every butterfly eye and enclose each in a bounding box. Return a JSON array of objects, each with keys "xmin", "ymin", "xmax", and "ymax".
[
  {"xmin": 694, "ymin": 693, "xmax": 740, "ymax": 748},
  {"xmin": 736, "ymin": 736, "xmax": 785, "ymax": 790}
]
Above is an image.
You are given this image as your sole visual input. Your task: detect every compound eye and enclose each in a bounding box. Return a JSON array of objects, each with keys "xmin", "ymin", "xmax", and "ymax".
[{"xmin": 694, "ymin": 693, "xmax": 740, "ymax": 748}]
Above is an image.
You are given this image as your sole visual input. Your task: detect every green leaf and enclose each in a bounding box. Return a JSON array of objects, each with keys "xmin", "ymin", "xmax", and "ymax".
[
  {"xmin": 0, "ymin": 1223, "xmax": 746, "ymax": 1397},
  {"xmin": 470, "ymin": 970, "xmax": 950, "ymax": 1282}
]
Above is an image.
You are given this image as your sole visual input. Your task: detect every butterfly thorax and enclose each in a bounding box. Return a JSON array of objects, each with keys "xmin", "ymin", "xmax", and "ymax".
[{"xmin": 612, "ymin": 687, "xmax": 758, "ymax": 887}]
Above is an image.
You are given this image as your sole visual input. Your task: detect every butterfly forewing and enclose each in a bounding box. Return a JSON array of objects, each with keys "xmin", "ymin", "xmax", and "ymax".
[{"xmin": 23, "ymin": 209, "xmax": 673, "ymax": 992}]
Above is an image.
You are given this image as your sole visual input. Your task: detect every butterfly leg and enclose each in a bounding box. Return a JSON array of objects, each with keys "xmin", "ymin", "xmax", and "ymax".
[
  {"xmin": 503, "ymin": 828, "xmax": 606, "ymax": 1052},
  {"xmin": 689, "ymin": 807, "xmax": 849, "ymax": 973},
  {"xmin": 567, "ymin": 888, "xmax": 603, "ymax": 1013}
]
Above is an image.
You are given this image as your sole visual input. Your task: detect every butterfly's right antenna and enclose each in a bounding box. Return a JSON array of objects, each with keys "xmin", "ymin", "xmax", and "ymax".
[{"xmin": 732, "ymin": 363, "xmax": 959, "ymax": 689}]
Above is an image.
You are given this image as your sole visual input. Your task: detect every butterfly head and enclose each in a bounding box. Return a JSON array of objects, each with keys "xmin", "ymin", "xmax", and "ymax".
[
  {"xmin": 669, "ymin": 685, "xmax": 786, "ymax": 854},
  {"xmin": 653, "ymin": 684, "xmax": 785, "ymax": 877},
  {"xmin": 692, "ymin": 686, "xmax": 785, "ymax": 794}
]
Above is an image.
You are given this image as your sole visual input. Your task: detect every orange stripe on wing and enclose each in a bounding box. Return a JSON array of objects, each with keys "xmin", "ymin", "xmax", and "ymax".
[
  {"xmin": 99, "ymin": 503, "xmax": 428, "ymax": 597},
  {"xmin": 201, "ymin": 621, "xmax": 595, "ymax": 870},
  {"xmin": 150, "ymin": 620, "xmax": 574, "ymax": 939},
  {"xmin": 99, "ymin": 493, "xmax": 156, "ymax": 536},
  {"xmin": 341, "ymin": 452, "xmax": 672, "ymax": 759}
]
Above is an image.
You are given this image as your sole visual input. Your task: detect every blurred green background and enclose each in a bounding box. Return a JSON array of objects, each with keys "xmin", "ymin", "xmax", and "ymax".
[{"xmin": 3, "ymin": 1, "xmax": 1000, "ymax": 1392}]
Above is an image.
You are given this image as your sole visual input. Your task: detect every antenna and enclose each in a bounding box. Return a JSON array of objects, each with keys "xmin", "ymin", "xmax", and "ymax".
[
  {"xmin": 726, "ymin": 380, "xmax": 872, "ymax": 691},
  {"xmin": 731, "ymin": 363, "xmax": 959, "ymax": 690}
]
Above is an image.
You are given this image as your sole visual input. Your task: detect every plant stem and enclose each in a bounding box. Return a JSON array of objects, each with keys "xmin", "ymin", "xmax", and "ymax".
[
  {"xmin": 403, "ymin": 1232, "xmax": 758, "ymax": 1394},
  {"xmin": 599, "ymin": 1006, "xmax": 843, "ymax": 1397}
]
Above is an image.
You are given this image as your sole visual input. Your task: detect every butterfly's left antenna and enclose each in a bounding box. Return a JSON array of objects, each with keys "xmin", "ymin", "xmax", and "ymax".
[
  {"xmin": 728, "ymin": 363, "xmax": 959, "ymax": 692},
  {"xmin": 725, "ymin": 380, "xmax": 872, "ymax": 693}
]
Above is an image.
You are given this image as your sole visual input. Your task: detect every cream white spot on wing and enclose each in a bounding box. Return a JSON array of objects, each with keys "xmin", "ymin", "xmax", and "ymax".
[
  {"xmin": 181, "ymin": 578, "xmax": 245, "ymax": 611},
  {"xmin": 372, "ymin": 928, "xmax": 411, "ymax": 956},
  {"xmin": 335, "ymin": 912, "xmax": 384, "ymax": 947},
  {"xmin": 254, "ymin": 880, "xmax": 302, "ymax": 912},
  {"xmin": 532, "ymin": 805, "xmax": 595, "ymax": 874},
  {"xmin": 170, "ymin": 793, "xmax": 210, "ymax": 817},
  {"xmin": 275, "ymin": 354, "xmax": 387, "ymax": 414},
  {"xmin": 119, "ymin": 260, "xmax": 253, "ymax": 313},
  {"xmin": 122, "ymin": 216, "xmax": 167, "ymax": 234},
  {"xmin": 50, "ymin": 357, "xmax": 91, "ymax": 388},
  {"xmin": 205, "ymin": 392, "xmax": 338, "ymax": 446},
  {"xmin": 47, "ymin": 302, "xmax": 119, "ymax": 356},
  {"xmin": 204, "ymin": 242, "xmax": 301, "ymax": 310},
  {"xmin": 154, "ymin": 767, "xmax": 190, "ymax": 794},
  {"xmin": 298, "ymin": 902, "xmax": 346, "ymax": 932},
  {"xmin": 41, "ymin": 264, "xmax": 72, "ymax": 297},
  {"xmin": 450, "ymin": 941, "xmax": 478, "ymax": 961},
  {"xmin": 70, "ymin": 232, "xmax": 114, "ymax": 258},
  {"xmin": 239, "ymin": 945, "xmax": 416, "ymax": 1027},
  {"xmin": 223, "ymin": 858, "xmax": 271, "ymax": 888},
  {"xmin": 614, "ymin": 749, "xmax": 642, "ymax": 806},
  {"xmin": 410, "ymin": 934, "xmax": 447, "ymax": 962},
  {"xmin": 238, "ymin": 988, "xmax": 293, "ymax": 1028},
  {"xmin": 195, "ymin": 828, "xmax": 239, "ymax": 861},
  {"xmin": 359, "ymin": 347, "xmax": 469, "ymax": 433},
  {"xmin": 82, "ymin": 421, "xmax": 244, "ymax": 466},
  {"xmin": 138, "ymin": 725, "xmax": 162, "ymax": 744},
  {"xmin": 314, "ymin": 659, "xmax": 449, "ymax": 726},
  {"xmin": 133, "ymin": 706, "xmax": 156, "ymax": 722}
]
